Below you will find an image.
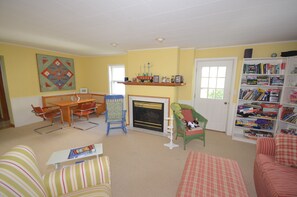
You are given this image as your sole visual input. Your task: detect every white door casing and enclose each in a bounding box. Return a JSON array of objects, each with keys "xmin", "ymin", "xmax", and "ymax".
[{"xmin": 194, "ymin": 58, "xmax": 236, "ymax": 132}]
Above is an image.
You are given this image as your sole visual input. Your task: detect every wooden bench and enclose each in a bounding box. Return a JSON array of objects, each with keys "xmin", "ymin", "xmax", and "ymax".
[
  {"xmin": 177, "ymin": 151, "xmax": 249, "ymax": 197},
  {"xmin": 42, "ymin": 93, "xmax": 106, "ymax": 116}
]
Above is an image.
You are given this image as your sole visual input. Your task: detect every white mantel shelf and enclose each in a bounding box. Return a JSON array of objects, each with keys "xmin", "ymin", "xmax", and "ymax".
[{"xmin": 119, "ymin": 82, "xmax": 186, "ymax": 86}]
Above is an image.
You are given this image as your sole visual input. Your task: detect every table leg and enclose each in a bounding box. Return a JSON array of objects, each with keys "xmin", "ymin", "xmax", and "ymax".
[{"xmin": 60, "ymin": 106, "xmax": 71, "ymax": 126}]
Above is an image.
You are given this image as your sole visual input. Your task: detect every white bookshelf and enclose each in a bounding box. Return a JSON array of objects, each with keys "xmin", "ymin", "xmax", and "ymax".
[
  {"xmin": 232, "ymin": 57, "xmax": 287, "ymax": 143},
  {"xmin": 277, "ymin": 56, "xmax": 297, "ymax": 135}
]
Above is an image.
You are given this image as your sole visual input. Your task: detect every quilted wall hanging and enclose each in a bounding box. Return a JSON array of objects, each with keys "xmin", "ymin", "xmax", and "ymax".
[{"xmin": 36, "ymin": 54, "xmax": 76, "ymax": 92}]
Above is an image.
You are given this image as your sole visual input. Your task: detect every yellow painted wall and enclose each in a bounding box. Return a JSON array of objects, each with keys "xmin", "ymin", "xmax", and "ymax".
[
  {"xmin": 0, "ymin": 43, "xmax": 84, "ymax": 98},
  {"xmin": 178, "ymin": 42, "xmax": 297, "ymax": 102},
  {"xmin": 126, "ymin": 48, "xmax": 179, "ymax": 101},
  {"xmin": 0, "ymin": 43, "xmax": 86, "ymax": 123},
  {"xmin": 3, "ymin": 42, "xmax": 295, "ymax": 102},
  {"xmin": 127, "ymin": 48, "xmax": 179, "ymax": 78},
  {"xmin": 178, "ymin": 49, "xmax": 195, "ymax": 100},
  {"xmin": 80, "ymin": 55, "xmax": 127, "ymax": 94},
  {"xmin": 0, "ymin": 41, "xmax": 296, "ymax": 126}
]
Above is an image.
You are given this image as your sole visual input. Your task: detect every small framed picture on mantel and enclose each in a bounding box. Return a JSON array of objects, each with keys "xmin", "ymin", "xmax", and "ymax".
[{"xmin": 80, "ymin": 88, "xmax": 88, "ymax": 93}]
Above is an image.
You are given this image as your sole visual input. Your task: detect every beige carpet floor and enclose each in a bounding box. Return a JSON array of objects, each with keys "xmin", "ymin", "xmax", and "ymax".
[{"xmin": 0, "ymin": 116, "xmax": 257, "ymax": 197}]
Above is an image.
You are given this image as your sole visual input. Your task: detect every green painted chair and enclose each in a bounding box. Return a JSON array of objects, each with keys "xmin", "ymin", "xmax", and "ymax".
[{"xmin": 171, "ymin": 102, "xmax": 208, "ymax": 150}]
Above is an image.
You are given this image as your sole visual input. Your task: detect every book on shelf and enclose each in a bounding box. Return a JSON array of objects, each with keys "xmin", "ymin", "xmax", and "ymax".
[
  {"xmin": 257, "ymin": 75, "xmax": 269, "ymax": 85},
  {"xmin": 237, "ymin": 102, "xmax": 279, "ymax": 119},
  {"xmin": 243, "ymin": 63, "xmax": 285, "ymax": 74},
  {"xmin": 280, "ymin": 128, "xmax": 297, "ymax": 135},
  {"xmin": 289, "ymin": 90, "xmax": 297, "ymax": 104},
  {"xmin": 282, "ymin": 113, "xmax": 297, "ymax": 124},
  {"xmin": 268, "ymin": 89, "xmax": 280, "ymax": 102},
  {"xmin": 244, "ymin": 129, "xmax": 273, "ymax": 140},
  {"xmin": 243, "ymin": 64, "xmax": 258, "ymax": 74},
  {"xmin": 68, "ymin": 144, "xmax": 96, "ymax": 159},
  {"xmin": 246, "ymin": 76, "xmax": 257, "ymax": 85},
  {"xmin": 235, "ymin": 118, "xmax": 273, "ymax": 130},
  {"xmin": 270, "ymin": 76, "xmax": 284, "ymax": 86},
  {"xmin": 240, "ymin": 88, "xmax": 268, "ymax": 101}
]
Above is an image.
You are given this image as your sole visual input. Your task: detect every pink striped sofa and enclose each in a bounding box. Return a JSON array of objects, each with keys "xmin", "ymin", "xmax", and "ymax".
[
  {"xmin": 0, "ymin": 145, "xmax": 111, "ymax": 196},
  {"xmin": 177, "ymin": 151, "xmax": 248, "ymax": 197},
  {"xmin": 254, "ymin": 136, "xmax": 297, "ymax": 197}
]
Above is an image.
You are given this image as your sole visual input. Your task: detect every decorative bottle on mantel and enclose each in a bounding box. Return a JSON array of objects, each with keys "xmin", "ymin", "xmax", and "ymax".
[
  {"xmin": 147, "ymin": 62, "xmax": 150, "ymax": 76},
  {"xmin": 171, "ymin": 75, "xmax": 175, "ymax": 83}
]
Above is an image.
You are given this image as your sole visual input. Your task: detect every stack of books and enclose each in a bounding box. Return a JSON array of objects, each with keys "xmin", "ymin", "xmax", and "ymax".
[
  {"xmin": 68, "ymin": 144, "xmax": 96, "ymax": 159},
  {"xmin": 243, "ymin": 63, "xmax": 286, "ymax": 74}
]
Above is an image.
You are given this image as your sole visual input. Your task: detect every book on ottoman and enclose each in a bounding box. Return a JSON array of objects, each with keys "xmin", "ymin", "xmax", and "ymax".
[{"xmin": 68, "ymin": 144, "xmax": 96, "ymax": 159}]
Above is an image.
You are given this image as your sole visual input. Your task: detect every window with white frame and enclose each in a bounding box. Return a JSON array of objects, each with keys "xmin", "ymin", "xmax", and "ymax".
[
  {"xmin": 108, "ymin": 65, "xmax": 125, "ymax": 95},
  {"xmin": 200, "ymin": 66, "xmax": 226, "ymax": 99}
]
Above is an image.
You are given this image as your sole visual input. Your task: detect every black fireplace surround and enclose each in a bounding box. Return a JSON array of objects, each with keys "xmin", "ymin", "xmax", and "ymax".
[{"xmin": 132, "ymin": 100, "xmax": 164, "ymax": 132}]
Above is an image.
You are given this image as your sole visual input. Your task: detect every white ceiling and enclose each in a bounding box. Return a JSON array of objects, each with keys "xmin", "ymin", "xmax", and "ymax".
[{"xmin": 0, "ymin": 0, "xmax": 297, "ymax": 56}]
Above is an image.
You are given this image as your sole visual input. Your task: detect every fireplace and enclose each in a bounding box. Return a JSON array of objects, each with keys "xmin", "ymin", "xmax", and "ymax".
[
  {"xmin": 129, "ymin": 96, "xmax": 169, "ymax": 134},
  {"xmin": 133, "ymin": 101, "xmax": 164, "ymax": 132}
]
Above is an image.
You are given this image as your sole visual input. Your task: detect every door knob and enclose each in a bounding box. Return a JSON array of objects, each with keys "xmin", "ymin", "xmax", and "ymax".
[{"xmin": 224, "ymin": 102, "xmax": 228, "ymax": 105}]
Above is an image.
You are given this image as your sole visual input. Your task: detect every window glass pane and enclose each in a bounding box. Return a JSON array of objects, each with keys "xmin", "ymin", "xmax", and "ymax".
[
  {"xmin": 209, "ymin": 78, "xmax": 217, "ymax": 88},
  {"xmin": 218, "ymin": 67, "xmax": 226, "ymax": 77},
  {"xmin": 217, "ymin": 78, "xmax": 225, "ymax": 88},
  {"xmin": 209, "ymin": 67, "xmax": 217, "ymax": 77},
  {"xmin": 201, "ymin": 78, "xmax": 208, "ymax": 88},
  {"xmin": 215, "ymin": 89, "xmax": 224, "ymax": 99},
  {"xmin": 201, "ymin": 67, "xmax": 209, "ymax": 77},
  {"xmin": 200, "ymin": 89, "xmax": 207, "ymax": 98},
  {"xmin": 112, "ymin": 83, "xmax": 125, "ymax": 95},
  {"xmin": 112, "ymin": 67, "xmax": 125, "ymax": 81},
  {"xmin": 109, "ymin": 65, "xmax": 125, "ymax": 95},
  {"xmin": 208, "ymin": 89, "xmax": 216, "ymax": 99}
]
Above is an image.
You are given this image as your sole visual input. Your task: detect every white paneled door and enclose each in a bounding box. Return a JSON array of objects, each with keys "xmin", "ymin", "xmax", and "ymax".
[{"xmin": 194, "ymin": 59, "xmax": 234, "ymax": 132}]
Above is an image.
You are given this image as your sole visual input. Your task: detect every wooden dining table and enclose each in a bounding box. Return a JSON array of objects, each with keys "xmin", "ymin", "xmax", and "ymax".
[{"xmin": 50, "ymin": 98, "xmax": 95, "ymax": 126}]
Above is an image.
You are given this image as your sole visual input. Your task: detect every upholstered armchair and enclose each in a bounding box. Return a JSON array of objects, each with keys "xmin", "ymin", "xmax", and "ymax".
[
  {"xmin": 0, "ymin": 145, "xmax": 111, "ymax": 196},
  {"xmin": 171, "ymin": 102, "xmax": 208, "ymax": 150},
  {"xmin": 254, "ymin": 135, "xmax": 297, "ymax": 197}
]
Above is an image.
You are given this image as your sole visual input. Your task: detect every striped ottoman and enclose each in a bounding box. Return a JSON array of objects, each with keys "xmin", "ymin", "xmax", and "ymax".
[{"xmin": 177, "ymin": 152, "xmax": 248, "ymax": 197}]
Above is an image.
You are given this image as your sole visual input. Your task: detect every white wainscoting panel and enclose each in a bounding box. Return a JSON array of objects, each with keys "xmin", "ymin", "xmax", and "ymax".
[
  {"xmin": 11, "ymin": 96, "xmax": 43, "ymax": 127},
  {"xmin": 177, "ymin": 100, "xmax": 193, "ymax": 106}
]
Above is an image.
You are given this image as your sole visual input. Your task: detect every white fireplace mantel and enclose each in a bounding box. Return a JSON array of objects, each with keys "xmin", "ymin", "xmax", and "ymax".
[{"xmin": 128, "ymin": 95, "xmax": 169, "ymax": 135}]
